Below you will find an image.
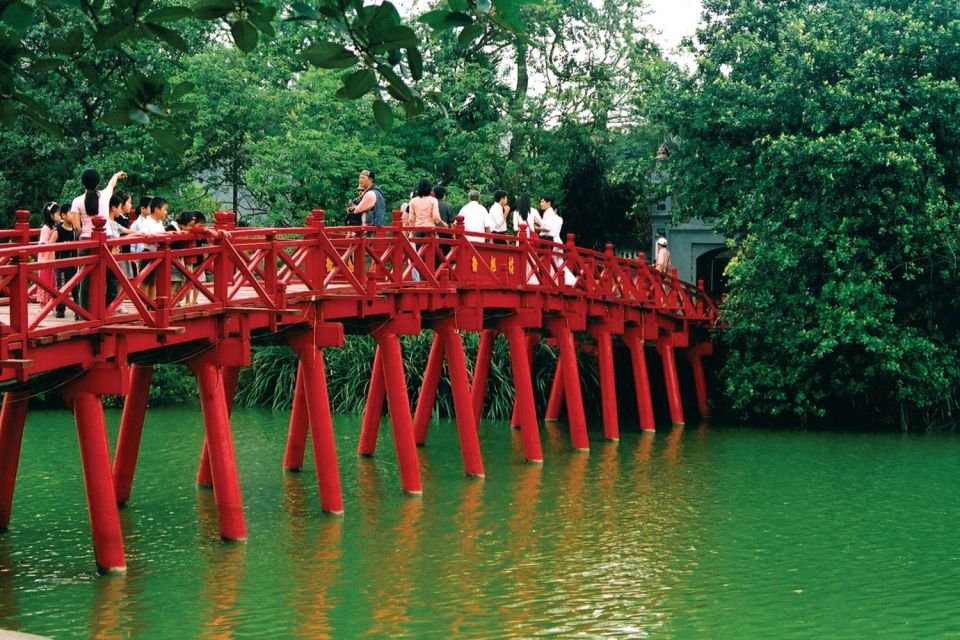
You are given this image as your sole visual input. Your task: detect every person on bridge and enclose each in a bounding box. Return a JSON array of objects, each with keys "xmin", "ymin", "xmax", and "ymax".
[
  {"xmin": 458, "ymin": 190, "xmax": 489, "ymax": 243},
  {"xmin": 434, "ymin": 185, "xmax": 457, "ymax": 227},
  {"xmin": 35, "ymin": 202, "xmax": 60, "ymax": 305},
  {"xmin": 347, "ymin": 169, "xmax": 386, "ymax": 227},
  {"xmin": 655, "ymin": 237, "xmax": 671, "ymax": 273},
  {"xmin": 488, "ymin": 190, "xmax": 509, "ymax": 243},
  {"xmin": 536, "ymin": 195, "xmax": 563, "ymax": 243},
  {"xmin": 136, "ymin": 197, "xmax": 169, "ymax": 301},
  {"xmin": 404, "ymin": 179, "xmax": 448, "ymax": 230}
]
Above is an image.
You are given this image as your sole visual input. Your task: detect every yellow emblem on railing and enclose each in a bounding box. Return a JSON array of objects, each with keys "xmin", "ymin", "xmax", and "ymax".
[
  {"xmin": 508, "ymin": 257, "xmax": 514, "ymax": 275},
  {"xmin": 347, "ymin": 259, "xmax": 354, "ymax": 273},
  {"xmin": 471, "ymin": 256, "xmax": 478, "ymax": 273},
  {"xmin": 325, "ymin": 257, "xmax": 333, "ymax": 271},
  {"xmin": 490, "ymin": 257, "xmax": 496, "ymax": 272}
]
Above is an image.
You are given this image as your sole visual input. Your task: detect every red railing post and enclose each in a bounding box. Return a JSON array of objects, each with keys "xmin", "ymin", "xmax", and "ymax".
[
  {"xmin": 155, "ymin": 233, "xmax": 172, "ymax": 327},
  {"xmin": 307, "ymin": 209, "xmax": 326, "ymax": 291},
  {"xmin": 213, "ymin": 212, "xmax": 230, "ymax": 307},
  {"xmin": 391, "ymin": 209, "xmax": 404, "ymax": 281},
  {"xmin": 14, "ymin": 210, "xmax": 30, "ymax": 245},
  {"xmin": 90, "ymin": 217, "xmax": 108, "ymax": 321}
]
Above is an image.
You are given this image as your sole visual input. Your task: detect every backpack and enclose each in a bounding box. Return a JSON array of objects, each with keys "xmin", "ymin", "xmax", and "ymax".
[{"xmin": 368, "ymin": 186, "xmax": 386, "ymax": 226}]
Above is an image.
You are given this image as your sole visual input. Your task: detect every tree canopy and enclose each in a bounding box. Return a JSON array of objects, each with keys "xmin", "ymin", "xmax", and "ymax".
[{"xmin": 656, "ymin": 0, "xmax": 960, "ymax": 428}]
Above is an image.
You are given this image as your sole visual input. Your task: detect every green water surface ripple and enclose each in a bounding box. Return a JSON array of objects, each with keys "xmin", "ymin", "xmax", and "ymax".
[{"xmin": 0, "ymin": 409, "xmax": 957, "ymax": 638}]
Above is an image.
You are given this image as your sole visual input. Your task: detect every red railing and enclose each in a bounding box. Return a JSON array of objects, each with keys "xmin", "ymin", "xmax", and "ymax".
[{"xmin": 0, "ymin": 209, "xmax": 718, "ymax": 368}]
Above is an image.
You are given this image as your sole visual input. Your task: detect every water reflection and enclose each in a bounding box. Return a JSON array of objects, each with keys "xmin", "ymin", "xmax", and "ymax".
[
  {"xmin": 0, "ymin": 534, "xmax": 18, "ymax": 629},
  {"xmin": 88, "ymin": 573, "xmax": 144, "ymax": 639},
  {"xmin": 366, "ymin": 498, "xmax": 423, "ymax": 637},
  {"xmin": 501, "ymin": 461, "xmax": 542, "ymax": 634},
  {"xmin": 200, "ymin": 540, "xmax": 246, "ymax": 640}
]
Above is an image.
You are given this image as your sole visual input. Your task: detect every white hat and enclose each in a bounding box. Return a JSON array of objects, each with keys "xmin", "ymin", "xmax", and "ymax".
[{"xmin": 657, "ymin": 237, "xmax": 668, "ymax": 246}]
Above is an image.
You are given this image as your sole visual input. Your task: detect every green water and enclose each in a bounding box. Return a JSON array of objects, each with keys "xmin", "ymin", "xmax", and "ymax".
[{"xmin": 0, "ymin": 408, "xmax": 958, "ymax": 639}]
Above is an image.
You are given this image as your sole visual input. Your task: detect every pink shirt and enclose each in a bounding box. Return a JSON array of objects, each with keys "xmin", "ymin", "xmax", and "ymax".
[
  {"xmin": 38, "ymin": 225, "xmax": 56, "ymax": 262},
  {"xmin": 406, "ymin": 196, "xmax": 440, "ymax": 227},
  {"xmin": 355, "ymin": 190, "xmax": 377, "ymax": 219}
]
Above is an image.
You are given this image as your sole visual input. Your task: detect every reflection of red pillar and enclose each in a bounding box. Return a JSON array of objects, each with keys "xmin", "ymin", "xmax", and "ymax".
[
  {"xmin": 190, "ymin": 356, "xmax": 246, "ymax": 540},
  {"xmin": 196, "ymin": 365, "xmax": 240, "ymax": 488},
  {"xmin": 544, "ymin": 358, "xmax": 564, "ymax": 421},
  {"xmin": 594, "ymin": 329, "xmax": 619, "ymax": 441},
  {"xmin": 686, "ymin": 344, "xmax": 712, "ymax": 419},
  {"xmin": 413, "ymin": 331, "xmax": 445, "ymax": 445},
  {"xmin": 295, "ymin": 344, "xmax": 344, "ymax": 513},
  {"xmin": 113, "ymin": 364, "xmax": 154, "ymax": 506},
  {"xmin": 0, "ymin": 392, "xmax": 29, "ymax": 531},
  {"xmin": 502, "ymin": 321, "xmax": 543, "ymax": 462},
  {"xmin": 625, "ymin": 331, "xmax": 655, "ymax": 432},
  {"xmin": 471, "ymin": 328, "xmax": 496, "ymax": 423},
  {"xmin": 656, "ymin": 336, "xmax": 685, "ymax": 426},
  {"xmin": 358, "ymin": 346, "xmax": 385, "ymax": 456},
  {"xmin": 71, "ymin": 392, "xmax": 126, "ymax": 573},
  {"xmin": 550, "ymin": 318, "xmax": 589, "ymax": 451},
  {"xmin": 284, "ymin": 362, "xmax": 309, "ymax": 471},
  {"xmin": 437, "ymin": 319, "xmax": 484, "ymax": 477},
  {"xmin": 378, "ymin": 333, "xmax": 423, "ymax": 494}
]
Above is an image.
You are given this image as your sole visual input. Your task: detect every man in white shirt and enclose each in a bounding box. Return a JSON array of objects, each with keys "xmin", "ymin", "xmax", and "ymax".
[
  {"xmin": 458, "ymin": 190, "xmax": 489, "ymax": 243},
  {"xmin": 537, "ymin": 195, "xmax": 563, "ymax": 243},
  {"xmin": 488, "ymin": 190, "xmax": 509, "ymax": 236}
]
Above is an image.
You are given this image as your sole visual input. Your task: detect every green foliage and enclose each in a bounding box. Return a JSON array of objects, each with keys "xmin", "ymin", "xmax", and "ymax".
[{"xmin": 656, "ymin": 0, "xmax": 960, "ymax": 429}]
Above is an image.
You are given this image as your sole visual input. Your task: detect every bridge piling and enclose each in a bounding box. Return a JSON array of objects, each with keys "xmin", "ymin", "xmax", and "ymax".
[
  {"xmin": 656, "ymin": 337, "xmax": 685, "ymax": 427},
  {"xmin": 509, "ymin": 333, "xmax": 538, "ymax": 429},
  {"xmin": 545, "ymin": 357, "xmax": 564, "ymax": 422},
  {"xmin": 377, "ymin": 332, "xmax": 423, "ymax": 495},
  {"xmin": 413, "ymin": 331, "xmax": 445, "ymax": 446},
  {"xmin": 685, "ymin": 343, "xmax": 713, "ymax": 419},
  {"xmin": 188, "ymin": 354, "xmax": 247, "ymax": 541},
  {"xmin": 288, "ymin": 336, "xmax": 344, "ymax": 514},
  {"xmin": 548, "ymin": 317, "xmax": 590, "ymax": 452},
  {"xmin": 470, "ymin": 328, "xmax": 496, "ymax": 424},
  {"xmin": 436, "ymin": 318, "xmax": 484, "ymax": 478},
  {"xmin": 69, "ymin": 390, "xmax": 127, "ymax": 574},
  {"xmin": 196, "ymin": 365, "xmax": 240, "ymax": 488},
  {"xmin": 0, "ymin": 392, "xmax": 29, "ymax": 531},
  {"xmin": 283, "ymin": 362, "xmax": 309, "ymax": 471},
  {"xmin": 624, "ymin": 330, "xmax": 656, "ymax": 432},
  {"xmin": 358, "ymin": 346, "xmax": 385, "ymax": 456},
  {"xmin": 113, "ymin": 364, "xmax": 154, "ymax": 506},
  {"xmin": 592, "ymin": 328, "xmax": 620, "ymax": 441},
  {"xmin": 500, "ymin": 320, "xmax": 543, "ymax": 463}
]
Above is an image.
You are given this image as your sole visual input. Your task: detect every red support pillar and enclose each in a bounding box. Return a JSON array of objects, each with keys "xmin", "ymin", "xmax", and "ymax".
[
  {"xmin": 549, "ymin": 317, "xmax": 589, "ymax": 452},
  {"xmin": 656, "ymin": 336, "xmax": 685, "ymax": 427},
  {"xmin": 544, "ymin": 357, "xmax": 564, "ymax": 421},
  {"xmin": 288, "ymin": 338, "xmax": 344, "ymax": 514},
  {"xmin": 593, "ymin": 329, "xmax": 620, "ymax": 441},
  {"xmin": 113, "ymin": 364, "xmax": 154, "ymax": 506},
  {"xmin": 70, "ymin": 391, "xmax": 126, "ymax": 574},
  {"xmin": 436, "ymin": 319, "xmax": 484, "ymax": 477},
  {"xmin": 686, "ymin": 343, "xmax": 712, "ymax": 419},
  {"xmin": 377, "ymin": 333, "xmax": 423, "ymax": 494},
  {"xmin": 501, "ymin": 320, "xmax": 543, "ymax": 463},
  {"xmin": 625, "ymin": 330, "xmax": 656, "ymax": 433},
  {"xmin": 196, "ymin": 365, "xmax": 240, "ymax": 488},
  {"xmin": 509, "ymin": 333, "xmax": 538, "ymax": 428},
  {"xmin": 471, "ymin": 328, "xmax": 496, "ymax": 424},
  {"xmin": 358, "ymin": 346, "xmax": 385, "ymax": 456},
  {"xmin": 413, "ymin": 331, "xmax": 445, "ymax": 446},
  {"xmin": 189, "ymin": 355, "xmax": 246, "ymax": 541},
  {"xmin": 0, "ymin": 392, "xmax": 29, "ymax": 531},
  {"xmin": 283, "ymin": 362, "xmax": 309, "ymax": 471}
]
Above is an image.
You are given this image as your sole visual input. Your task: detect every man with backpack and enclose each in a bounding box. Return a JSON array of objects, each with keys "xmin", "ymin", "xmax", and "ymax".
[{"xmin": 347, "ymin": 168, "xmax": 386, "ymax": 227}]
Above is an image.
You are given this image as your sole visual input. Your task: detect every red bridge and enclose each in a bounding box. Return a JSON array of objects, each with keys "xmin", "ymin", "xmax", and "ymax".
[{"xmin": 0, "ymin": 209, "xmax": 717, "ymax": 574}]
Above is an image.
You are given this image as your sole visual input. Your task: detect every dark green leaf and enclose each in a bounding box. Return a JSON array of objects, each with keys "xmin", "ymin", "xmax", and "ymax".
[
  {"xmin": 418, "ymin": 9, "xmax": 450, "ymax": 30},
  {"xmin": 145, "ymin": 6, "xmax": 193, "ymax": 21},
  {"xmin": 366, "ymin": 25, "xmax": 417, "ymax": 53},
  {"xmin": 192, "ymin": 0, "xmax": 234, "ymax": 21},
  {"xmin": 66, "ymin": 27, "xmax": 84, "ymax": 53},
  {"xmin": 445, "ymin": 12, "xmax": 473, "ymax": 28},
  {"xmin": 387, "ymin": 48, "xmax": 401, "ymax": 65},
  {"xmin": 491, "ymin": 0, "xmax": 512, "ymax": 13},
  {"xmin": 447, "ymin": 0, "xmax": 467, "ymax": 11},
  {"xmin": 42, "ymin": 8, "xmax": 63, "ymax": 27},
  {"xmin": 400, "ymin": 97, "xmax": 423, "ymax": 116},
  {"xmin": 2, "ymin": 2, "xmax": 34, "ymax": 32},
  {"xmin": 149, "ymin": 126, "xmax": 190, "ymax": 153},
  {"xmin": 335, "ymin": 68, "xmax": 376, "ymax": 100},
  {"xmin": 457, "ymin": 21, "xmax": 483, "ymax": 46},
  {"xmin": 230, "ymin": 19, "xmax": 257, "ymax": 52},
  {"xmin": 101, "ymin": 109, "xmax": 132, "ymax": 125},
  {"xmin": 169, "ymin": 81, "xmax": 195, "ymax": 101},
  {"xmin": 0, "ymin": 100, "xmax": 18, "ymax": 128},
  {"xmin": 128, "ymin": 109, "xmax": 150, "ymax": 125},
  {"xmin": 302, "ymin": 41, "xmax": 357, "ymax": 69},
  {"xmin": 143, "ymin": 23, "xmax": 189, "ymax": 52},
  {"xmin": 368, "ymin": 1, "xmax": 400, "ymax": 32},
  {"xmin": 76, "ymin": 60, "xmax": 99, "ymax": 84},
  {"xmin": 406, "ymin": 46, "xmax": 422, "ymax": 80},
  {"xmin": 372, "ymin": 99, "xmax": 392, "ymax": 131},
  {"xmin": 93, "ymin": 22, "xmax": 133, "ymax": 49},
  {"xmin": 30, "ymin": 58, "xmax": 62, "ymax": 73},
  {"xmin": 289, "ymin": 1, "xmax": 320, "ymax": 19},
  {"xmin": 144, "ymin": 103, "xmax": 166, "ymax": 116}
]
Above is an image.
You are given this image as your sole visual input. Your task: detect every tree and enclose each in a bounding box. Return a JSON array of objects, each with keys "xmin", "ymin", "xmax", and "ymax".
[{"xmin": 656, "ymin": 0, "xmax": 960, "ymax": 428}]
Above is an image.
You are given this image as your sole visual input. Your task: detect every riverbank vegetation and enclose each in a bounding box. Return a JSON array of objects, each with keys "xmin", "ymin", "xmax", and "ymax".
[{"xmin": 4, "ymin": 0, "xmax": 958, "ymax": 430}]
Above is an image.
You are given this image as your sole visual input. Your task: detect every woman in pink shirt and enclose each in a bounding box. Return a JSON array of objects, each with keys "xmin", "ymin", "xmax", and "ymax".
[
  {"xmin": 35, "ymin": 202, "xmax": 61, "ymax": 304},
  {"xmin": 404, "ymin": 179, "xmax": 449, "ymax": 229}
]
